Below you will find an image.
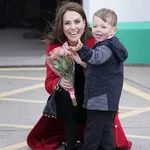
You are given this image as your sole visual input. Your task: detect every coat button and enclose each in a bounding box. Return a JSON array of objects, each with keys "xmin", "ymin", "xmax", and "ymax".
[{"xmin": 114, "ymin": 125, "xmax": 118, "ymax": 128}]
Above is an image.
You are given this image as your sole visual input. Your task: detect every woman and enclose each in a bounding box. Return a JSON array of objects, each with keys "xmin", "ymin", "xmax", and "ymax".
[
  {"xmin": 44, "ymin": 2, "xmax": 90, "ymax": 150},
  {"xmin": 27, "ymin": 2, "xmax": 132, "ymax": 150}
]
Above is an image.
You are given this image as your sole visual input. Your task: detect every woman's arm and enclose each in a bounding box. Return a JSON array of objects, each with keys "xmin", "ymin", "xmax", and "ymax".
[
  {"xmin": 45, "ymin": 43, "xmax": 73, "ymax": 94},
  {"xmin": 72, "ymin": 53, "xmax": 86, "ymax": 68}
]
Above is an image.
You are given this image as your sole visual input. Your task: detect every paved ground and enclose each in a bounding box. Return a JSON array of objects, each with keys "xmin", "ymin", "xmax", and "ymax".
[
  {"xmin": 0, "ymin": 66, "xmax": 150, "ymax": 150},
  {"xmin": 0, "ymin": 28, "xmax": 150, "ymax": 150}
]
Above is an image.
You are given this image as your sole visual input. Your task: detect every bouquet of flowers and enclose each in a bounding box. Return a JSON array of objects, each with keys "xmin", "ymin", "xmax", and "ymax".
[{"xmin": 46, "ymin": 47, "xmax": 77, "ymax": 106}]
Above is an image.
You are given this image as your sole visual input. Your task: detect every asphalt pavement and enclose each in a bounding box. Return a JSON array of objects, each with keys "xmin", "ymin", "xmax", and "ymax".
[{"xmin": 0, "ymin": 28, "xmax": 150, "ymax": 150}]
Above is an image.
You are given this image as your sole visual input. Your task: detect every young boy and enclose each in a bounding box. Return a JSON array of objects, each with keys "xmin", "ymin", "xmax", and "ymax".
[{"xmin": 68, "ymin": 8, "xmax": 128, "ymax": 150}]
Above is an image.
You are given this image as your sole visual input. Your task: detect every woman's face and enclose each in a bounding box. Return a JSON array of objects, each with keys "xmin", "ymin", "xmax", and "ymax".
[{"xmin": 63, "ymin": 10, "xmax": 85, "ymax": 46}]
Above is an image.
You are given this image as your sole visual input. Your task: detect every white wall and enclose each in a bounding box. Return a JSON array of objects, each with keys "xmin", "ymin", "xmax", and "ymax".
[{"xmin": 83, "ymin": 0, "xmax": 150, "ymax": 23}]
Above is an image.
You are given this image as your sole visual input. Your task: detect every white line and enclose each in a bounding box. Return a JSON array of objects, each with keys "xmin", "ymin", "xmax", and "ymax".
[
  {"xmin": 0, "ymin": 97, "xmax": 46, "ymax": 103},
  {"xmin": 0, "ymin": 75, "xmax": 44, "ymax": 81}
]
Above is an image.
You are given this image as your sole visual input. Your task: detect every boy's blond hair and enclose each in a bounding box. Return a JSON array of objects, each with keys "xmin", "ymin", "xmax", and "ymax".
[{"xmin": 94, "ymin": 8, "xmax": 117, "ymax": 26}]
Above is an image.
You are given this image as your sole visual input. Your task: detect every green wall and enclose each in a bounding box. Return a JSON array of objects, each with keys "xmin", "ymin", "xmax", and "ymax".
[{"xmin": 89, "ymin": 22, "xmax": 150, "ymax": 64}]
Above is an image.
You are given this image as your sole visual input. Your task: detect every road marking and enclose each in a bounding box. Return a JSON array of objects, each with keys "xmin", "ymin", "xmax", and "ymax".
[
  {"xmin": 0, "ymin": 83, "xmax": 44, "ymax": 97},
  {"xmin": 0, "ymin": 98, "xmax": 143, "ymax": 110},
  {"xmin": 0, "ymin": 67, "xmax": 45, "ymax": 71},
  {"xmin": 0, "ymin": 141, "xmax": 27, "ymax": 150},
  {"xmin": 0, "ymin": 123, "xmax": 33, "ymax": 129},
  {"xmin": 123, "ymin": 83, "xmax": 150, "ymax": 101},
  {"xmin": 1, "ymin": 106, "xmax": 149, "ymax": 130},
  {"xmin": 1, "ymin": 134, "xmax": 150, "ymax": 150},
  {"xmin": 119, "ymin": 106, "xmax": 150, "ymax": 119},
  {"xmin": 0, "ymin": 75, "xmax": 44, "ymax": 80},
  {"xmin": 119, "ymin": 106, "xmax": 142, "ymax": 110},
  {"xmin": 127, "ymin": 134, "xmax": 150, "ymax": 140},
  {"xmin": 0, "ymin": 69, "xmax": 150, "ymax": 149},
  {"xmin": 0, "ymin": 98, "xmax": 144, "ymax": 111},
  {"xmin": 0, "ymin": 97, "xmax": 46, "ymax": 103}
]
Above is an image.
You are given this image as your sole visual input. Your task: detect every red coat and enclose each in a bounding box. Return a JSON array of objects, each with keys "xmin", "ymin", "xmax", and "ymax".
[
  {"xmin": 45, "ymin": 38, "xmax": 96, "ymax": 94},
  {"xmin": 27, "ymin": 38, "xmax": 132, "ymax": 150}
]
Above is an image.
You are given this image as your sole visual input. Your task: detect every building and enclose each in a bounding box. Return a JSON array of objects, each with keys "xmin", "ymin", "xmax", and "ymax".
[{"xmin": 0, "ymin": 0, "xmax": 149, "ymax": 64}]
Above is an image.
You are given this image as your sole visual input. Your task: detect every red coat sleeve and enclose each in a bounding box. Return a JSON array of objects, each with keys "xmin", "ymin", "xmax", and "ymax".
[
  {"xmin": 85, "ymin": 37, "xmax": 96, "ymax": 48},
  {"xmin": 44, "ymin": 44, "xmax": 60, "ymax": 94},
  {"xmin": 44, "ymin": 38, "xmax": 95, "ymax": 94}
]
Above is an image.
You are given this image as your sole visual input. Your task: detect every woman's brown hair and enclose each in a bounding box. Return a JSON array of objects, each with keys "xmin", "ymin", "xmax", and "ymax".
[{"xmin": 44, "ymin": 1, "xmax": 91, "ymax": 44}]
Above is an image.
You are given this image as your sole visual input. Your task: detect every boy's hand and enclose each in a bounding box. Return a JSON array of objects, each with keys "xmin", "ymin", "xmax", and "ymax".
[
  {"xmin": 75, "ymin": 39, "xmax": 83, "ymax": 51},
  {"xmin": 67, "ymin": 39, "xmax": 83, "ymax": 52}
]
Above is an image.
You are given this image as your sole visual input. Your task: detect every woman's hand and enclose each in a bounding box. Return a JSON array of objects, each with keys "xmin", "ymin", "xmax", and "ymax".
[
  {"xmin": 72, "ymin": 53, "xmax": 86, "ymax": 68},
  {"xmin": 59, "ymin": 78, "xmax": 72, "ymax": 91}
]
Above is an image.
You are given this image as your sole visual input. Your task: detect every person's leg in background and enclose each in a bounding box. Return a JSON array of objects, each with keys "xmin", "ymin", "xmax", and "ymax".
[
  {"xmin": 7, "ymin": 0, "xmax": 26, "ymax": 27},
  {"xmin": 22, "ymin": 0, "xmax": 41, "ymax": 38},
  {"xmin": 38, "ymin": 0, "xmax": 57, "ymax": 33},
  {"xmin": 0, "ymin": 0, "xmax": 7, "ymax": 28},
  {"xmin": 23, "ymin": 0, "xmax": 58, "ymax": 39}
]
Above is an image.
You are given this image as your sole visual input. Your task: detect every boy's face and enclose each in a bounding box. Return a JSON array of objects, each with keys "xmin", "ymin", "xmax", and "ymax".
[{"xmin": 92, "ymin": 16, "xmax": 117, "ymax": 42}]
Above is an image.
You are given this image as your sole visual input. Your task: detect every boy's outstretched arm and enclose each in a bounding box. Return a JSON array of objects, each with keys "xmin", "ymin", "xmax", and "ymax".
[
  {"xmin": 77, "ymin": 45, "xmax": 112, "ymax": 65},
  {"xmin": 67, "ymin": 39, "xmax": 112, "ymax": 65}
]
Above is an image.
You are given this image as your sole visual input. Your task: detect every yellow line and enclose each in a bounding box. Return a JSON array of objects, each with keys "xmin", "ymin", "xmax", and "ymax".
[
  {"xmin": 0, "ymin": 98, "xmax": 142, "ymax": 109},
  {"xmin": 0, "ymin": 97, "xmax": 46, "ymax": 103},
  {"xmin": 123, "ymin": 83, "xmax": 150, "ymax": 101},
  {"xmin": 0, "ymin": 98, "xmax": 142, "ymax": 110},
  {"xmin": 0, "ymin": 123, "xmax": 33, "ymax": 129},
  {"xmin": 119, "ymin": 106, "xmax": 150, "ymax": 119},
  {"xmin": 119, "ymin": 106, "xmax": 142, "ymax": 110},
  {"xmin": 1, "ymin": 71, "xmax": 150, "ymax": 149},
  {"xmin": 1, "ymin": 134, "xmax": 150, "ymax": 150},
  {"xmin": 0, "ymin": 67, "xmax": 45, "ymax": 71},
  {"xmin": 0, "ymin": 75, "xmax": 44, "ymax": 81},
  {"xmin": 1, "ymin": 107, "xmax": 149, "ymax": 130},
  {"xmin": 127, "ymin": 134, "xmax": 150, "ymax": 140},
  {"xmin": 0, "ymin": 141, "xmax": 27, "ymax": 150},
  {"xmin": 0, "ymin": 83, "xmax": 44, "ymax": 97},
  {"xmin": 0, "ymin": 98, "xmax": 143, "ymax": 110}
]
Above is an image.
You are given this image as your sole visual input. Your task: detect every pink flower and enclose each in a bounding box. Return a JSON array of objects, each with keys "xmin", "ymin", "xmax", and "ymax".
[
  {"xmin": 50, "ymin": 52, "xmax": 59, "ymax": 59},
  {"xmin": 52, "ymin": 47, "xmax": 68, "ymax": 56},
  {"xmin": 46, "ymin": 46, "xmax": 77, "ymax": 107}
]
